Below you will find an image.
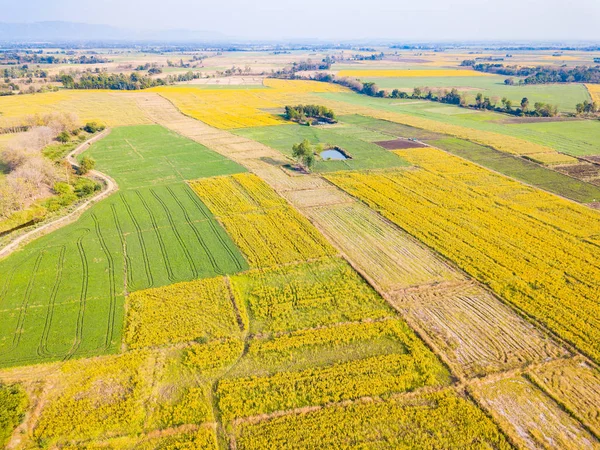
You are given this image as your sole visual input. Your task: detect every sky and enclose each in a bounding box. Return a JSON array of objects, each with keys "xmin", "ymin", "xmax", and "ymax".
[{"xmin": 1, "ymin": 0, "xmax": 600, "ymax": 41}]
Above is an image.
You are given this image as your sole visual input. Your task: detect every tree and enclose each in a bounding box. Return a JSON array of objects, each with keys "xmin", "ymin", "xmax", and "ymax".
[
  {"xmin": 521, "ymin": 97, "xmax": 530, "ymax": 113},
  {"xmin": 79, "ymin": 156, "xmax": 96, "ymax": 175},
  {"xmin": 291, "ymin": 139, "xmax": 316, "ymax": 172}
]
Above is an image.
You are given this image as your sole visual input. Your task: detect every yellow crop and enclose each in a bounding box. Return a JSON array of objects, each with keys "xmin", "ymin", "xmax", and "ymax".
[
  {"xmin": 230, "ymin": 257, "xmax": 392, "ymax": 333},
  {"xmin": 586, "ymin": 84, "xmax": 600, "ymax": 104},
  {"xmin": 525, "ymin": 152, "xmax": 579, "ymax": 165},
  {"xmin": 217, "ymin": 319, "xmax": 448, "ymax": 421},
  {"xmin": 126, "ymin": 277, "xmax": 241, "ymax": 349},
  {"xmin": 233, "ymin": 389, "xmax": 511, "ymax": 449},
  {"xmin": 151, "ymin": 79, "xmax": 347, "ymax": 129},
  {"xmin": 325, "ymin": 147, "xmax": 600, "ymax": 362},
  {"xmin": 0, "ymin": 91, "xmax": 152, "ymax": 128},
  {"xmin": 337, "ymin": 69, "xmax": 490, "ymax": 78},
  {"xmin": 190, "ymin": 174, "xmax": 336, "ymax": 267}
]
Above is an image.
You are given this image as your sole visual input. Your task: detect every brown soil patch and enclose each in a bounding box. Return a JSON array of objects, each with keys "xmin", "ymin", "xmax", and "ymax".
[
  {"xmin": 555, "ymin": 163, "xmax": 600, "ymax": 185},
  {"xmin": 375, "ymin": 139, "xmax": 427, "ymax": 150}
]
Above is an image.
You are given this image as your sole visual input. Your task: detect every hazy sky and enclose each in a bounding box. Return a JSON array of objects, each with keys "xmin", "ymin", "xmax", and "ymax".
[{"xmin": 2, "ymin": 0, "xmax": 600, "ymax": 40}]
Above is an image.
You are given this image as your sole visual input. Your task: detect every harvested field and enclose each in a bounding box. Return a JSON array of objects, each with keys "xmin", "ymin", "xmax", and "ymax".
[
  {"xmin": 337, "ymin": 69, "xmax": 490, "ymax": 77},
  {"xmin": 555, "ymin": 163, "xmax": 600, "ymax": 185},
  {"xmin": 392, "ymin": 281, "xmax": 569, "ymax": 378},
  {"xmin": 326, "ymin": 148, "xmax": 600, "ymax": 363},
  {"xmin": 582, "ymin": 155, "xmax": 600, "ymax": 164},
  {"xmin": 529, "ymin": 357, "xmax": 600, "ymax": 437},
  {"xmin": 375, "ymin": 139, "xmax": 428, "ymax": 149},
  {"xmin": 471, "ymin": 376, "xmax": 599, "ymax": 450},
  {"xmin": 281, "ymin": 187, "xmax": 354, "ymax": 208},
  {"xmin": 303, "ymin": 202, "xmax": 461, "ymax": 291}
]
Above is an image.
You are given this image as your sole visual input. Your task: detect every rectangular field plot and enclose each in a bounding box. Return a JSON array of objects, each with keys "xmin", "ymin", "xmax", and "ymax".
[
  {"xmin": 126, "ymin": 276, "xmax": 242, "ymax": 349},
  {"xmin": 15, "ymin": 346, "xmax": 221, "ymax": 449},
  {"xmin": 232, "ymin": 389, "xmax": 511, "ymax": 450},
  {"xmin": 325, "ymin": 148, "xmax": 600, "ymax": 364},
  {"xmin": 216, "ymin": 318, "xmax": 450, "ymax": 421},
  {"xmin": 230, "ymin": 257, "xmax": 393, "ymax": 334},
  {"xmin": 83, "ymin": 125, "xmax": 246, "ymax": 189},
  {"xmin": 470, "ymin": 377, "xmax": 599, "ymax": 450},
  {"xmin": 233, "ymin": 123, "xmax": 408, "ymax": 172},
  {"xmin": 190, "ymin": 173, "xmax": 336, "ymax": 268},
  {"xmin": 0, "ymin": 127, "xmax": 249, "ymax": 368},
  {"xmin": 529, "ymin": 357, "xmax": 600, "ymax": 437},
  {"xmin": 303, "ymin": 202, "xmax": 461, "ymax": 291},
  {"xmin": 393, "ymin": 282, "xmax": 569, "ymax": 377}
]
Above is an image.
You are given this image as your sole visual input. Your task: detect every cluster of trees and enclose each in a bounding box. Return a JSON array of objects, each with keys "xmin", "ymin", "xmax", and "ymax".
[
  {"xmin": 471, "ymin": 63, "xmax": 600, "ymax": 84},
  {"xmin": 291, "ymin": 139, "xmax": 317, "ymax": 171},
  {"xmin": 59, "ymin": 72, "xmax": 168, "ymax": 90},
  {"xmin": 284, "ymin": 105, "xmax": 336, "ymax": 124},
  {"xmin": 473, "ymin": 93, "xmax": 558, "ymax": 116},
  {"xmin": 576, "ymin": 100, "xmax": 599, "ymax": 115}
]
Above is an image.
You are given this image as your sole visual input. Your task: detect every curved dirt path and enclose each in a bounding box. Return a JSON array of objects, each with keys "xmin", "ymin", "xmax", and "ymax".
[{"xmin": 0, "ymin": 129, "xmax": 117, "ymax": 260}]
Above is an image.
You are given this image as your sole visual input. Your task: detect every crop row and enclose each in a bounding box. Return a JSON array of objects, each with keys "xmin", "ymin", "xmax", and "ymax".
[
  {"xmin": 325, "ymin": 147, "xmax": 600, "ymax": 362},
  {"xmin": 232, "ymin": 389, "xmax": 511, "ymax": 449},
  {"xmin": 190, "ymin": 173, "xmax": 336, "ymax": 268}
]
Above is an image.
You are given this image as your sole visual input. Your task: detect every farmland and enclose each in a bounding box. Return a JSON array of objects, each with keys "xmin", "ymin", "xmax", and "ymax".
[
  {"xmin": 341, "ymin": 114, "xmax": 600, "ymax": 203},
  {"xmin": 326, "ymin": 148, "xmax": 600, "ymax": 362},
  {"xmin": 346, "ymin": 72, "xmax": 590, "ymax": 112},
  {"xmin": 0, "ymin": 125, "xmax": 248, "ymax": 368},
  {"xmin": 1, "ymin": 44, "xmax": 600, "ymax": 449}
]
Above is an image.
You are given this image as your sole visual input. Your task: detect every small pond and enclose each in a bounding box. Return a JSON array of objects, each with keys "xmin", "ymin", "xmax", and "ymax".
[{"xmin": 320, "ymin": 149, "xmax": 348, "ymax": 160}]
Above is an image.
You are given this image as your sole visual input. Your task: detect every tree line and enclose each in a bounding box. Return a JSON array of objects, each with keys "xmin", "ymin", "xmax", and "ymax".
[
  {"xmin": 59, "ymin": 71, "xmax": 202, "ymax": 90},
  {"xmin": 469, "ymin": 63, "xmax": 600, "ymax": 84}
]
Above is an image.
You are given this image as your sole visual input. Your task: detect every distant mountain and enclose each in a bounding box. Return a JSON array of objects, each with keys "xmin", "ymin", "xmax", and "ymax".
[{"xmin": 0, "ymin": 21, "xmax": 225, "ymax": 43}]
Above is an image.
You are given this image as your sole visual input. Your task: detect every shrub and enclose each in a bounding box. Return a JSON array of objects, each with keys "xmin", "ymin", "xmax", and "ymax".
[
  {"xmin": 56, "ymin": 131, "xmax": 70, "ymax": 143},
  {"xmin": 78, "ymin": 156, "xmax": 96, "ymax": 175},
  {"xmin": 0, "ymin": 384, "xmax": 28, "ymax": 448},
  {"xmin": 83, "ymin": 122, "xmax": 105, "ymax": 133}
]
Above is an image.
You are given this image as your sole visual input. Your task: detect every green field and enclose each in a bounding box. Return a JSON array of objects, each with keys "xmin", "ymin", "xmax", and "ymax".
[
  {"xmin": 0, "ymin": 125, "xmax": 248, "ymax": 368},
  {"xmin": 360, "ymin": 75, "xmax": 590, "ymax": 112},
  {"xmin": 342, "ymin": 115, "xmax": 600, "ymax": 203},
  {"xmin": 318, "ymin": 92, "xmax": 600, "ymax": 157},
  {"xmin": 232, "ymin": 122, "xmax": 408, "ymax": 172}
]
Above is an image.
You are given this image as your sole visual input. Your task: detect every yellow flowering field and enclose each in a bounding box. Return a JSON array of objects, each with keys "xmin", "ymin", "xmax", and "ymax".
[
  {"xmin": 232, "ymin": 389, "xmax": 511, "ymax": 449},
  {"xmin": 230, "ymin": 257, "xmax": 393, "ymax": 333},
  {"xmin": 126, "ymin": 277, "xmax": 242, "ymax": 349},
  {"xmin": 337, "ymin": 69, "xmax": 491, "ymax": 78},
  {"xmin": 217, "ymin": 318, "xmax": 449, "ymax": 421},
  {"xmin": 587, "ymin": 84, "xmax": 600, "ymax": 104},
  {"xmin": 0, "ymin": 90, "xmax": 152, "ymax": 128},
  {"xmin": 325, "ymin": 147, "xmax": 600, "ymax": 362},
  {"xmin": 151, "ymin": 79, "xmax": 347, "ymax": 129},
  {"xmin": 525, "ymin": 152, "xmax": 580, "ymax": 165},
  {"xmin": 190, "ymin": 174, "xmax": 337, "ymax": 267}
]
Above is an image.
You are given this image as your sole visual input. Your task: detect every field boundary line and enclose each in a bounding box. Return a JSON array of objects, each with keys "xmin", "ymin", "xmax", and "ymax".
[{"xmin": 0, "ymin": 129, "xmax": 117, "ymax": 260}]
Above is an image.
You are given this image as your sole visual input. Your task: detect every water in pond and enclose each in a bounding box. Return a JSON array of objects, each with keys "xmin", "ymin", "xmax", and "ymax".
[{"xmin": 320, "ymin": 149, "xmax": 347, "ymax": 160}]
